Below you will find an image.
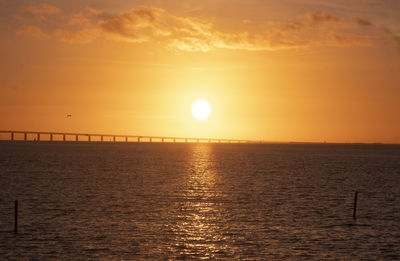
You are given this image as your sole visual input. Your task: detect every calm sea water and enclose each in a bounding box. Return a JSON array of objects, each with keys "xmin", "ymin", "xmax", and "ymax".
[{"xmin": 0, "ymin": 142, "xmax": 399, "ymax": 260}]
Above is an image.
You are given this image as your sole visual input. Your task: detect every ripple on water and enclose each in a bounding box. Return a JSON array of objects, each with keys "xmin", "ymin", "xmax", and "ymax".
[{"xmin": 0, "ymin": 142, "xmax": 399, "ymax": 259}]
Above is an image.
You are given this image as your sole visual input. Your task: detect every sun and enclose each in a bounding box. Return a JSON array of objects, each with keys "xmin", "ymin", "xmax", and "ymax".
[{"xmin": 192, "ymin": 99, "xmax": 211, "ymax": 121}]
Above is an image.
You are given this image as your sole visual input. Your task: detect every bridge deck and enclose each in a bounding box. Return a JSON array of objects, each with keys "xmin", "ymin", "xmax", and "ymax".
[{"xmin": 0, "ymin": 130, "xmax": 257, "ymax": 144}]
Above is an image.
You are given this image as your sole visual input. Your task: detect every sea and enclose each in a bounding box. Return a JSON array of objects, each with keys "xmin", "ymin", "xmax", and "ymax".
[{"xmin": 0, "ymin": 142, "xmax": 399, "ymax": 260}]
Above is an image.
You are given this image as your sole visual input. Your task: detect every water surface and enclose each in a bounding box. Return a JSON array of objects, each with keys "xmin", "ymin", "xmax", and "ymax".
[{"xmin": 0, "ymin": 142, "xmax": 399, "ymax": 259}]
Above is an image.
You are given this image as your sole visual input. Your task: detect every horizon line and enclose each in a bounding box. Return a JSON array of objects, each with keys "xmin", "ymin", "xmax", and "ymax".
[{"xmin": 0, "ymin": 130, "xmax": 398, "ymax": 145}]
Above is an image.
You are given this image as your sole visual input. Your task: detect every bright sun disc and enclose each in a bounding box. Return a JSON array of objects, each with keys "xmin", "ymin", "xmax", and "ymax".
[{"xmin": 192, "ymin": 99, "xmax": 211, "ymax": 121}]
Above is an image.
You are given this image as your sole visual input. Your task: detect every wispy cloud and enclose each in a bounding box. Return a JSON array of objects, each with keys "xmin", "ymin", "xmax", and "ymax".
[
  {"xmin": 306, "ymin": 11, "xmax": 374, "ymax": 27},
  {"xmin": 97, "ymin": 6, "xmax": 167, "ymax": 43},
  {"xmin": 355, "ymin": 17, "xmax": 373, "ymax": 26},
  {"xmin": 92, "ymin": 7, "xmax": 375, "ymax": 52},
  {"xmin": 16, "ymin": 5, "xmax": 380, "ymax": 52},
  {"xmin": 54, "ymin": 28, "xmax": 99, "ymax": 44},
  {"xmin": 306, "ymin": 11, "xmax": 342, "ymax": 24},
  {"xmin": 68, "ymin": 13, "xmax": 91, "ymax": 27},
  {"xmin": 23, "ymin": 3, "xmax": 60, "ymax": 21},
  {"xmin": 16, "ymin": 25, "xmax": 49, "ymax": 39},
  {"xmin": 329, "ymin": 33, "xmax": 371, "ymax": 46}
]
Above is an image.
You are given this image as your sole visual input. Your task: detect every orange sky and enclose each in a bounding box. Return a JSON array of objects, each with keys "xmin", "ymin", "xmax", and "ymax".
[{"xmin": 0, "ymin": 0, "xmax": 399, "ymax": 143}]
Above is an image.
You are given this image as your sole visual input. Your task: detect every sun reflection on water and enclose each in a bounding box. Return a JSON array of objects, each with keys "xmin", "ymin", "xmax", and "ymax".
[{"xmin": 168, "ymin": 144, "xmax": 229, "ymax": 259}]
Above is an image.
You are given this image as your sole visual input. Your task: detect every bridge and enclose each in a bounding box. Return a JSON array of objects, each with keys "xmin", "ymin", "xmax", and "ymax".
[{"xmin": 0, "ymin": 130, "xmax": 256, "ymax": 144}]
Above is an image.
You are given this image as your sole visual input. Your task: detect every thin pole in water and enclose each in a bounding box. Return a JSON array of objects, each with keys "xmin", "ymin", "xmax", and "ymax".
[
  {"xmin": 14, "ymin": 200, "xmax": 18, "ymax": 234},
  {"xmin": 353, "ymin": 191, "xmax": 358, "ymax": 220}
]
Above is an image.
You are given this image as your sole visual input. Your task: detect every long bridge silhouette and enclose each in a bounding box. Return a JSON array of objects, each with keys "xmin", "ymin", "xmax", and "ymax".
[{"xmin": 0, "ymin": 130, "xmax": 257, "ymax": 144}]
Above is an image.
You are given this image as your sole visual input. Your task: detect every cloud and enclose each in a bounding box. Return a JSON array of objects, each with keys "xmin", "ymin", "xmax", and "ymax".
[
  {"xmin": 96, "ymin": 6, "xmax": 166, "ymax": 42},
  {"xmin": 23, "ymin": 3, "xmax": 60, "ymax": 15},
  {"xmin": 306, "ymin": 11, "xmax": 341, "ymax": 24},
  {"xmin": 283, "ymin": 22, "xmax": 305, "ymax": 31},
  {"xmin": 329, "ymin": 33, "xmax": 372, "ymax": 46},
  {"xmin": 16, "ymin": 25, "xmax": 49, "ymax": 39},
  {"xmin": 23, "ymin": 3, "xmax": 60, "ymax": 20},
  {"xmin": 68, "ymin": 13, "xmax": 91, "ymax": 27},
  {"xmin": 306, "ymin": 11, "xmax": 374, "ymax": 28},
  {"xmin": 54, "ymin": 28, "xmax": 99, "ymax": 44},
  {"xmin": 16, "ymin": 5, "xmax": 379, "ymax": 52},
  {"xmin": 355, "ymin": 18, "xmax": 373, "ymax": 26},
  {"xmin": 95, "ymin": 7, "xmax": 363, "ymax": 52}
]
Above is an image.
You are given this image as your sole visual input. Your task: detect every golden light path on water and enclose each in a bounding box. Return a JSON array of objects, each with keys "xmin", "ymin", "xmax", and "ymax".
[{"xmin": 168, "ymin": 144, "xmax": 227, "ymax": 258}]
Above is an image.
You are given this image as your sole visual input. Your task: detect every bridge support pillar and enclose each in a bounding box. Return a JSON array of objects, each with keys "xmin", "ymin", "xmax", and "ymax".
[
  {"xmin": 150, "ymin": 138, "xmax": 152, "ymax": 142},
  {"xmin": 50, "ymin": 134, "xmax": 53, "ymax": 141},
  {"xmin": 125, "ymin": 137, "xmax": 128, "ymax": 142},
  {"xmin": 24, "ymin": 133, "xmax": 27, "ymax": 141},
  {"xmin": 63, "ymin": 134, "xmax": 66, "ymax": 141},
  {"xmin": 138, "ymin": 137, "xmax": 141, "ymax": 142},
  {"xmin": 37, "ymin": 133, "xmax": 40, "ymax": 141},
  {"xmin": 75, "ymin": 135, "xmax": 78, "ymax": 142},
  {"xmin": 101, "ymin": 136, "xmax": 103, "ymax": 142},
  {"xmin": 113, "ymin": 136, "xmax": 116, "ymax": 142},
  {"xmin": 162, "ymin": 138, "xmax": 164, "ymax": 142},
  {"xmin": 11, "ymin": 132, "xmax": 14, "ymax": 141},
  {"xmin": 88, "ymin": 135, "xmax": 91, "ymax": 142}
]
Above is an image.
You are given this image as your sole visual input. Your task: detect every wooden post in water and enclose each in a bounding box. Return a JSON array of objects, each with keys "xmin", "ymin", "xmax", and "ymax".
[
  {"xmin": 353, "ymin": 191, "xmax": 358, "ymax": 220},
  {"xmin": 14, "ymin": 200, "xmax": 18, "ymax": 234}
]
